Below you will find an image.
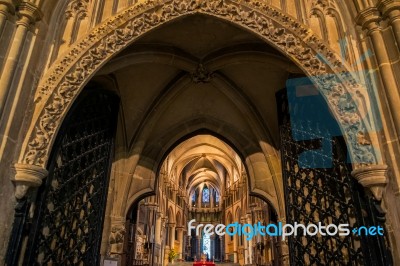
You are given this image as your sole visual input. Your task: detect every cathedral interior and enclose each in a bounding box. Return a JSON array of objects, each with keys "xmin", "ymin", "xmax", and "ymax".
[
  {"xmin": 0, "ymin": 0, "xmax": 400, "ymax": 266},
  {"xmin": 125, "ymin": 135, "xmax": 279, "ymax": 265}
]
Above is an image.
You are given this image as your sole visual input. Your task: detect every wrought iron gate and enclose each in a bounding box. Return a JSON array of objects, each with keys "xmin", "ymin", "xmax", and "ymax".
[
  {"xmin": 277, "ymin": 86, "xmax": 392, "ymax": 266},
  {"xmin": 21, "ymin": 89, "xmax": 118, "ymax": 265}
]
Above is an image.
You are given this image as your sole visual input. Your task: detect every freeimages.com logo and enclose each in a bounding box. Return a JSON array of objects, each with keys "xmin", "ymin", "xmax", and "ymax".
[{"xmin": 188, "ymin": 219, "xmax": 384, "ymax": 240}]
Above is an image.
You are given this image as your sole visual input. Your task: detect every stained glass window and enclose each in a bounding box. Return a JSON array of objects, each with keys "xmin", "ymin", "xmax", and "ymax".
[
  {"xmin": 203, "ymin": 233, "xmax": 211, "ymax": 258},
  {"xmin": 192, "ymin": 193, "xmax": 196, "ymax": 202},
  {"xmin": 202, "ymin": 187, "xmax": 209, "ymax": 202},
  {"xmin": 216, "ymin": 192, "xmax": 219, "ymax": 202}
]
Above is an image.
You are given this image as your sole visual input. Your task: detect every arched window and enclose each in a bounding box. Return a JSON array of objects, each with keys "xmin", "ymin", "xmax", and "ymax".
[
  {"xmin": 203, "ymin": 231, "xmax": 211, "ymax": 257},
  {"xmin": 192, "ymin": 190, "xmax": 198, "ymax": 206},
  {"xmin": 212, "ymin": 190, "xmax": 218, "ymax": 203},
  {"xmin": 192, "ymin": 193, "xmax": 196, "ymax": 202},
  {"xmin": 202, "ymin": 186, "xmax": 210, "ymax": 203}
]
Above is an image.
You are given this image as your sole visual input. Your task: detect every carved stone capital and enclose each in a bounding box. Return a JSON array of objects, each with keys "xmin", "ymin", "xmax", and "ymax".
[
  {"xmin": 352, "ymin": 165, "xmax": 388, "ymax": 201},
  {"xmin": 167, "ymin": 222, "xmax": 176, "ymax": 228},
  {"xmin": 356, "ymin": 7, "xmax": 382, "ymax": 31},
  {"xmin": 0, "ymin": 0, "xmax": 20, "ymax": 15},
  {"xmin": 12, "ymin": 163, "xmax": 48, "ymax": 199},
  {"xmin": 145, "ymin": 202, "xmax": 159, "ymax": 212},
  {"xmin": 16, "ymin": 1, "xmax": 41, "ymax": 26},
  {"xmin": 378, "ymin": 0, "xmax": 400, "ymax": 19}
]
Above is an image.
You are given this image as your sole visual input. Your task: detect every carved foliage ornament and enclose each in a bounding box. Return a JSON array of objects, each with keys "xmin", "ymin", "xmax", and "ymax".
[
  {"xmin": 22, "ymin": 0, "xmax": 378, "ymax": 169},
  {"xmin": 65, "ymin": 0, "xmax": 90, "ymax": 19}
]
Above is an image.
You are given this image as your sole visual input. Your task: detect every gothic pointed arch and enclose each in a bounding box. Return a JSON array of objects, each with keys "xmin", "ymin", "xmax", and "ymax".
[{"xmin": 15, "ymin": 0, "xmax": 382, "ymax": 194}]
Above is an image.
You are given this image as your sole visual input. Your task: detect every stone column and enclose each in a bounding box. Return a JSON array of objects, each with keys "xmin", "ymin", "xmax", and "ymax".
[
  {"xmin": 220, "ymin": 236, "xmax": 224, "ymax": 261},
  {"xmin": 183, "ymin": 232, "xmax": 187, "ymax": 259},
  {"xmin": 197, "ymin": 236, "xmax": 201, "ymax": 259},
  {"xmin": 378, "ymin": 0, "xmax": 400, "ymax": 46},
  {"xmin": 271, "ymin": 236, "xmax": 276, "ymax": 264},
  {"xmin": 277, "ymin": 218, "xmax": 290, "ymax": 266},
  {"xmin": 357, "ymin": 8, "xmax": 400, "ymax": 136},
  {"xmin": 161, "ymin": 216, "xmax": 167, "ymax": 239},
  {"xmin": 148, "ymin": 209, "xmax": 161, "ymax": 265},
  {"xmin": 352, "ymin": 165, "xmax": 396, "ymax": 262},
  {"xmin": 276, "ymin": 239, "xmax": 289, "ymax": 266},
  {"xmin": 0, "ymin": 1, "xmax": 41, "ymax": 116},
  {"xmin": 164, "ymin": 245, "xmax": 170, "ymax": 266},
  {"xmin": 210, "ymin": 234, "xmax": 215, "ymax": 260},
  {"xmin": 186, "ymin": 235, "xmax": 191, "ymax": 260},
  {"xmin": 176, "ymin": 226, "xmax": 184, "ymax": 259},
  {"xmin": 0, "ymin": 2, "xmax": 9, "ymax": 34},
  {"xmin": 161, "ymin": 217, "xmax": 168, "ymax": 265},
  {"xmin": 0, "ymin": 0, "xmax": 19, "ymax": 35},
  {"xmin": 155, "ymin": 211, "xmax": 162, "ymax": 245},
  {"xmin": 240, "ymin": 217, "xmax": 246, "ymax": 264},
  {"xmin": 224, "ymin": 230, "xmax": 230, "ymax": 261},
  {"xmin": 246, "ymin": 215, "xmax": 253, "ymax": 264},
  {"xmin": 168, "ymin": 223, "xmax": 176, "ymax": 249}
]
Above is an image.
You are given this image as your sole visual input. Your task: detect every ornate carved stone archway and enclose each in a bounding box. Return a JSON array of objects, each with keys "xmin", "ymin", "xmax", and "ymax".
[{"xmin": 14, "ymin": 0, "xmax": 382, "ymax": 196}]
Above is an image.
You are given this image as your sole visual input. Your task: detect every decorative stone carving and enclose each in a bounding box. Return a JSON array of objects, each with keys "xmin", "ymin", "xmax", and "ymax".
[
  {"xmin": 161, "ymin": 216, "xmax": 168, "ymax": 236},
  {"xmin": 310, "ymin": 0, "xmax": 339, "ymax": 17},
  {"xmin": 356, "ymin": 7, "xmax": 381, "ymax": 32},
  {"xmin": 191, "ymin": 63, "xmax": 212, "ymax": 83},
  {"xmin": 378, "ymin": 0, "xmax": 400, "ymax": 44},
  {"xmin": 18, "ymin": 0, "xmax": 379, "ymax": 178},
  {"xmin": 12, "ymin": 163, "xmax": 48, "ymax": 199},
  {"xmin": 310, "ymin": 0, "xmax": 330, "ymax": 12},
  {"xmin": 66, "ymin": 0, "xmax": 90, "ymax": 19},
  {"xmin": 314, "ymin": 0, "xmax": 330, "ymax": 8},
  {"xmin": 16, "ymin": 1, "xmax": 42, "ymax": 25},
  {"xmin": 378, "ymin": 0, "xmax": 400, "ymax": 18},
  {"xmin": 109, "ymin": 224, "xmax": 126, "ymax": 253},
  {"xmin": 352, "ymin": 164, "xmax": 388, "ymax": 201},
  {"xmin": 0, "ymin": 0, "xmax": 20, "ymax": 16},
  {"xmin": 275, "ymin": 229, "xmax": 290, "ymax": 266}
]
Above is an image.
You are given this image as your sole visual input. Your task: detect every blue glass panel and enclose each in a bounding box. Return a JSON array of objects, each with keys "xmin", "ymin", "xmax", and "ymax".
[{"xmin": 203, "ymin": 188, "xmax": 210, "ymax": 203}]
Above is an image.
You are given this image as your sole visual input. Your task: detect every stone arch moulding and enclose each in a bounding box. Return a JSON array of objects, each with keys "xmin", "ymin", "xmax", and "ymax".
[{"xmin": 14, "ymin": 0, "xmax": 384, "ymax": 197}]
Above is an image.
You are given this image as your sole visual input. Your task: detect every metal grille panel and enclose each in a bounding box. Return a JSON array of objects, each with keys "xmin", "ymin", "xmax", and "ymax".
[
  {"xmin": 277, "ymin": 87, "xmax": 391, "ymax": 266},
  {"xmin": 280, "ymin": 122, "xmax": 364, "ymax": 265},
  {"xmin": 25, "ymin": 91, "xmax": 118, "ymax": 265}
]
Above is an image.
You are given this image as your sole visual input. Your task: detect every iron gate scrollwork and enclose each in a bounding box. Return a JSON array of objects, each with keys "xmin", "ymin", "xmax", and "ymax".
[
  {"xmin": 23, "ymin": 89, "xmax": 119, "ymax": 265},
  {"xmin": 277, "ymin": 84, "xmax": 392, "ymax": 266}
]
